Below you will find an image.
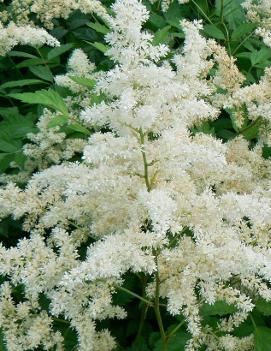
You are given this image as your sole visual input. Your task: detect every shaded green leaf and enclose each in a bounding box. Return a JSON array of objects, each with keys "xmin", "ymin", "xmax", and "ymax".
[
  {"xmin": 204, "ymin": 24, "xmax": 225, "ymax": 40},
  {"xmin": 29, "ymin": 66, "xmax": 54, "ymax": 82},
  {"xmin": 87, "ymin": 22, "xmax": 110, "ymax": 35},
  {"xmin": 153, "ymin": 25, "xmax": 171, "ymax": 45},
  {"xmin": 88, "ymin": 42, "xmax": 108, "ymax": 53},
  {"xmin": 254, "ymin": 326, "xmax": 271, "ymax": 351},
  {"xmin": 0, "ymin": 79, "xmax": 46, "ymax": 89},
  {"xmin": 47, "ymin": 43, "xmax": 73, "ymax": 60},
  {"xmin": 201, "ymin": 300, "xmax": 237, "ymax": 316},
  {"xmin": 255, "ymin": 299, "xmax": 271, "ymax": 316}
]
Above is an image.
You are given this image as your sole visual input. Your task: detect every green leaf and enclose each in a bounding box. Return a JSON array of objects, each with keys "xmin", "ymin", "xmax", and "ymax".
[
  {"xmin": 0, "ymin": 153, "xmax": 14, "ymax": 173},
  {"xmin": 0, "ymin": 107, "xmax": 20, "ymax": 119},
  {"xmin": 88, "ymin": 42, "xmax": 109, "ymax": 53},
  {"xmin": 87, "ymin": 22, "xmax": 110, "ymax": 35},
  {"xmin": 29, "ymin": 66, "xmax": 54, "ymax": 82},
  {"xmin": 48, "ymin": 115, "xmax": 69, "ymax": 128},
  {"xmin": 0, "ymin": 114, "xmax": 36, "ymax": 139},
  {"xmin": 69, "ymin": 76, "xmax": 96, "ymax": 89},
  {"xmin": 231, "ymin": 23, "xmax": 256, "ymax": 41},
  {"xmin": 16, "ymin": 58, "xmax": 46, "ymax": 68},
  {"xmin": 153, "ymin": 25, "xmax": 171, "ymax": 45},
  {"xmin": 47, "ymin": 43, "xmax": 73, "ymax": 60},
  {"xmin": 90, "ymin": 93, "xmax": 106, "ymax": 105},
  {"xmin": 9, "ymin": 51, "xmax": 38, "ymax": 59},
  {"xmin": 154, "ymin": 329, "xmax": 189, "ymax": 351},
  {"xmin": 254, "ymin": 326, "xmax": 271, "ymax": 351},
  {"xmin": 9, "ymin": 89, "xmax": 68, "ymax": 115},
  {"xmin": 241, "ymin": 119, "xmax": 262, "ymax": 140},
  {"xmin": 217, "ymin": 129, "xmax": 236, "ymax": 140},
  {"xmin": 255, "ymin": 299, "xmax": 271, "ymax": 316},
  {"xmin": 68, "ymin": 123, "xmax": 90, "ymax": 135},
  {"xmin": 0, "ymin": 79, "xmax": 46, "ymax": 89},
  {"xmin": 251, "ymin": 48, "xmax": 271, "ymax": 66},
  {"xmin": 148, "ymin": 13, "xmax": 167, "ymax": 30},
  {"xmin": 165, "ymin": 0, "xmax": 188, "ymax": 28},
  {"xmin": 215, "ymin": 0, "xmax": 245, "ymax": 29},
  {"xmin": 203, "ymin": 24, "xmax": 225, "ymax": 40},
  {"xmin": 0, "ymin": 134, "xmax": 21, "ymax": 153},
  {"xmin": 201, "ymin": 300, "xmax": 237, "ymax": 316}
]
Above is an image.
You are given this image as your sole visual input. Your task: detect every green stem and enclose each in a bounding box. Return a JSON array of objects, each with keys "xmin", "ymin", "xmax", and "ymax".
[
  {"xmin": 220, "ymin": 0, "xmax": 224, "ymax": 21},
  {"xmin": 221, "ymin": 21, "xmax": 232, "ymax": 55},
  {"xmin": 117, "ymin": 286, "xmax": 153, "ymax": 306},
  {"xmin": 250, "ymin": 314, "xmax": 257, "ymax": 329},
  {"xmin": 135, "ymin": 275, "xmax": 149, "ymax": 342},
  {"xmin": 154, "ymin": 254, "xmax": 167, "ymax": 351},
  {"xmin": 139, "ymin": 129, "xmax": 151, "ymax": 192},
  {"xmin": 190, "ymin": 0, "xmax": 213, "ymax": 24},
  {"xmin": 232, "ymin": 32, "xmax": 254, "ymax": 55},
  {"xmin": 135, "ymin": 304, "xmax": 149, "ymax": 342}
]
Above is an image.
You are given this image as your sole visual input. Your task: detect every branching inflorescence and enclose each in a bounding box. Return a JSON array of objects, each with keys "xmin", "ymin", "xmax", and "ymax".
[{"xmin": 1, "ymin": 0, "xmax": 271, "ymax": 350}]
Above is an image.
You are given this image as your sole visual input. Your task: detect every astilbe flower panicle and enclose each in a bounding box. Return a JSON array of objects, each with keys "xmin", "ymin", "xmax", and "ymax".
[{"xmin": 1, "ymin": 0, "xmax": 271, "ymax": 350}]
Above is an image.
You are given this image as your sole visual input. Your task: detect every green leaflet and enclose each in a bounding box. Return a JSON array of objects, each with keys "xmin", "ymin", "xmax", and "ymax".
[
  {"xmin": 254, "ymin": 326, "xmax": 271, "ymax": 351},
  {"xmin": 9, "ymin": 89, "xmax": 69, "ymax": 116}
]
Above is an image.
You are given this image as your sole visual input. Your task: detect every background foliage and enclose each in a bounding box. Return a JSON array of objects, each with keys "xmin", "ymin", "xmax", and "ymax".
[{"xmin": 1, "ymin": 0, "xmax": 271, "ymax": 350}]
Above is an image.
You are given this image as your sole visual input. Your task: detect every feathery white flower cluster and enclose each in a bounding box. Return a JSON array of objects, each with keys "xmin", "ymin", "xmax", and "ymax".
[
  {"xmin": 55, "ymin": 49, "xmax": 96, "ymax": 93},
  {"xmin": 0, "ymin": 22, "xmax": 59, "ymax": 56},
  {"xmin": 242, "ymin": 0, "xmax": 271, "ymax": 47},
  {"xmin": 149, "ymin": 0, "xmax": 189, "ymax": 12},
  {"xmin": 1, "ymin": 0, "xmax": 271, "ymax": 350},
  {"xmin": 1, "ymin": 0, "xmax": 110, "ymax": 29}
]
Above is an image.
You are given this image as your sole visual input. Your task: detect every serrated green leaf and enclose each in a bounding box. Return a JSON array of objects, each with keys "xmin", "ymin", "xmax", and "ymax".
[
  {"xmin": 154, "ymin": 329, "xmax": 189, "ymax": 351},
  {"xmin": 88, "ymin": 42, "xmax": 109, "ymax": 53},
  {"xmin": 153, "ymin": 25, "xmax": 171, "ymax": 45},
  {"xmin": 251, "ymin": 48, "xmax": 271, "ymax": 66},
  {"xmin": 68, "ymin": 123, "xmax": 91, "ymax": 135},
  {"xmin": 90, "ymin": 93, "xmax": 106, "ymax": 105},
  {"xmin": 254, "ymin": 326, "xmax": 271, "ymax": 351},
  {"xmin": 255, "ymin": 299, "xmax": 271, "ymax": 316},
  {"xmin": 69, "ymin": 76, "xmax": 96, "ymax": 89},
  {"xmin": 0, "ymin": 113, "xmax": 36, "ymax": 139},
  {"xmin": 201, "ymin": 300, "xmax": 237, "ymax": 316},
  {"xmin": 241, "ymin": 118, "xmax": 262, "ymax": 140},
  {"xmin": 0, "ymin": 79, "xmax": 45, "ymax": 89},
  {"xmin": 0, "ymin": 107, "xmax": 20, "ymax": 119},
  {"xmin": 47, "ymin": 43, "xmax": 73, "ymax": 60},
  {"xmin": 87, "ymin": 22, "xmax": 110, "ymax": 35},
  {"xmin": 48, "ymin": 115, "xmax": 68, "ymax": 128},
  {"xmin": 231, "ymin": 23, "xmax": 256, "ymax": 41},
  {"xmin": 0, "ymin": 134, "xmax": 21, "ymax": 153},
  {"xmin": 148, "ymin": 13, "xmax": 167, "ymax": 30},
  {"xmin": 204, "ymin": 24, "xmax": 225, "ymax": 40},
  {"xmin": 29, "ymin": 66, "xmax": 54, "ymax": 82},
  {"xmin": 165, "ymin": 0, "xmax": 188, "ymax": 28},
  {"xmin": 9, "ymin": 89, "xmax": 68, "ymax": 115},
  {"xmin": 215, "ymin": 0, "xmax": 245, "ymax": 30}
]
